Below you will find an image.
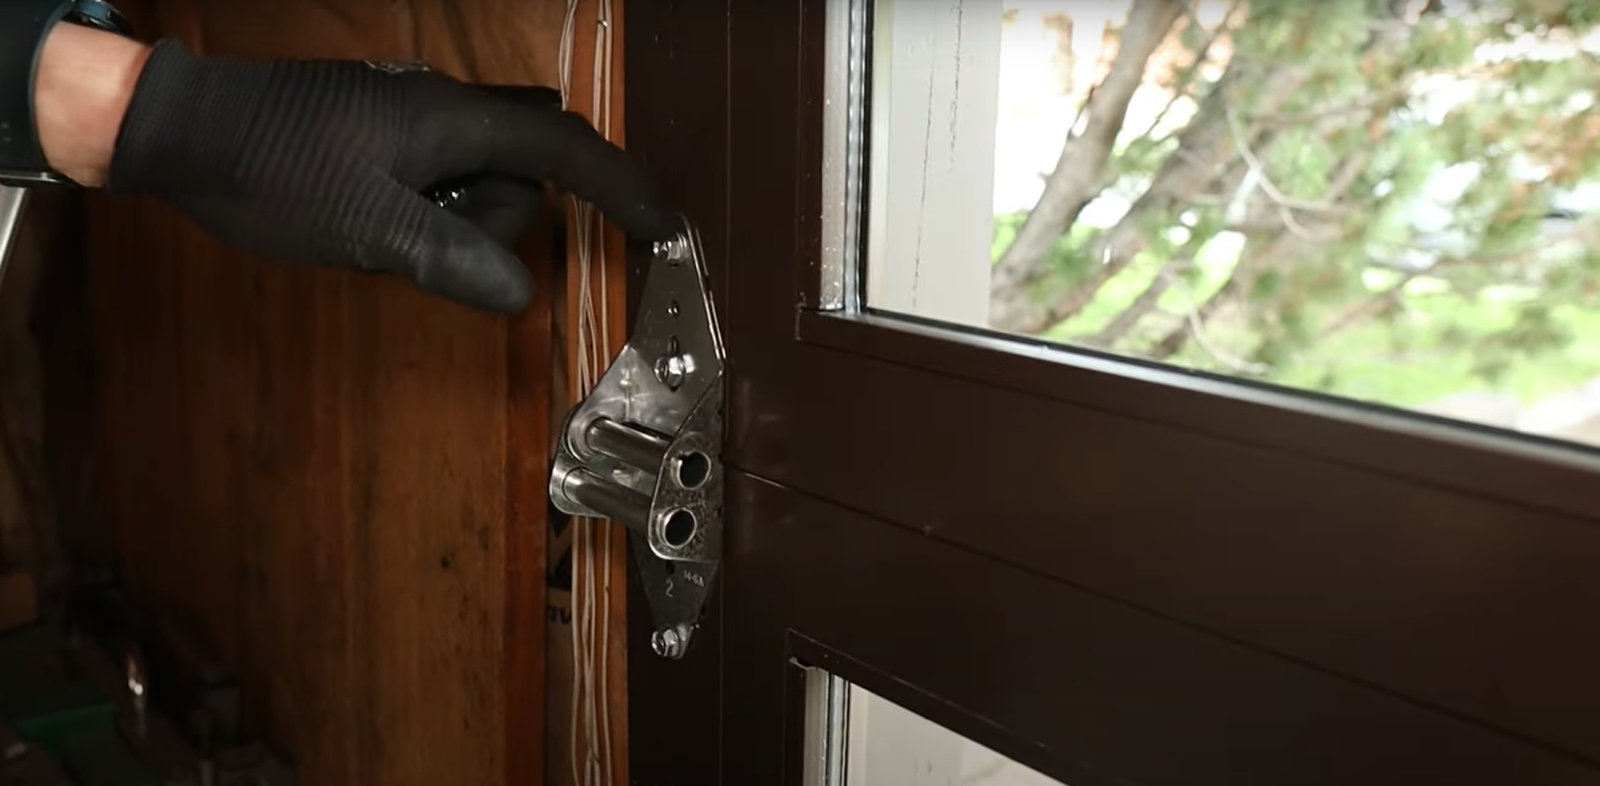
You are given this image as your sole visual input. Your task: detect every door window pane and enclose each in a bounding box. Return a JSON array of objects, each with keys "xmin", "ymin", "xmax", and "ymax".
[
  {"xmin": 803, "ymin": 671, "xmax": 1066, "ymax": 786},
  {"xmin": 849, "ymin": 0, "xmax": 1600, "ymax": 448}
]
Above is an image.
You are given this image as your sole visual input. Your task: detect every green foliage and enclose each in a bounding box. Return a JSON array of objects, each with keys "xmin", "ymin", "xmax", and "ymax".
[
  {"xmin": 992, "ymin": 210, "xmax": 1102, "ymax": 287},
  {"xmin": 1002, "ymin": 0, "xmax": 1600, "ymax": 421},
  {"xmin": 1263, "ymin": 126, "xmax": 1337, "ymax": 199},
  {"xmin": 1404, "ymin": 18, "xmax": 1478, "ymax": 70}
]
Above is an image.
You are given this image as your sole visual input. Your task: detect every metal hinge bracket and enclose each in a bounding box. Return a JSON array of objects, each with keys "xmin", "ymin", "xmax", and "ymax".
[{"xmin": 548, "ymin": 221, "xmax": 723, "ymax": 660}]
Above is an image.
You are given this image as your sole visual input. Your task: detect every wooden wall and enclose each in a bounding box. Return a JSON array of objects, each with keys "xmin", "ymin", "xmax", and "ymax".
[{"xmin": 81, "ymin": 3, "xmax": 575, "ymax": 784}]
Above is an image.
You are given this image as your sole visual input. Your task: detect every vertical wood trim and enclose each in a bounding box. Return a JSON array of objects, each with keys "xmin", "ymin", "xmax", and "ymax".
[{"xmin": 507, "ymin": 214, "xmax": 556, "ymax": 786}]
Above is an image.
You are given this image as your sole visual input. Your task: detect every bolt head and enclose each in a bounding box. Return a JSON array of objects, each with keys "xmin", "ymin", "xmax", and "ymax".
[
  {"xmin": 651, "ymin": 628, "xmax": 681, "ymax": 657},
  {"xmin": 430, "ymin": 185, "xmax": 467, "ymax": 209},
  {"xmin": 653, "ymin": 236, "xmax": 690, "ymax": 264},
  {"xmin": 654, "ymin": 352, "xmax": 688, "ymax": 389}
]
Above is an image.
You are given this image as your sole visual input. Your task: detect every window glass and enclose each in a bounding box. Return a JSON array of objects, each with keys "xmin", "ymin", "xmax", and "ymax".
[
  {"xmin": 803, "ymin": 671, "xmax": 1066, "ymax": 786},
  {"xmin": 854, "ymin": 0, "xmax": 1600, "ymax": 447}
]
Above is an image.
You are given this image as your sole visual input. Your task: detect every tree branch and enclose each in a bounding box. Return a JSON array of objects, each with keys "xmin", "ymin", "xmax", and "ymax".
[
  {"xmin": 988, "ymin": 0, "xmax": 1186, "ymax": 328},
  {"xmin": 1082, "ymin": 260, "xmax": 1182, "ymax": 349},
  {"xmin": 1145, "ymin": 228, "xmax": 1305, "ymax": 361},
  {"xmin": 1128, "ymin": 0, "xmax": 1244, "ymax": 144},
  {"xmin": 1316, "ymin": 272, "xmax": 1419, "ymax": 340},
  {"xmin": 995, "ymin": 61, "xmax": 1309, "ymax": 335},
  {"xmin": 1224, "ymin": 104, "xmax": 1348, "ymax": 213}
]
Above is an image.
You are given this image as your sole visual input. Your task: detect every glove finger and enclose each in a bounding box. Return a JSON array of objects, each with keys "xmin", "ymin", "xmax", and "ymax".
[
  {"xmin": 430, "ymin": 174, "xmax": 549, "ymax": 249},
  {"xmin": 472, "ymin": 84, "xmax": 563, "ymax": 108},
  {"xmin": 472, "ymin": 103, "xmax": 681, "ymax": 241},
  {"xmin": 369, "ymin": 176, "xmax": 534, "ymax": 314}
]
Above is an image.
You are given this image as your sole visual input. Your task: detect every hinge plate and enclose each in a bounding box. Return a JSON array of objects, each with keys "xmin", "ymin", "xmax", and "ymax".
[{"xmin": 548, "ymin": 222, "xmax": 723, "ymax": 659}]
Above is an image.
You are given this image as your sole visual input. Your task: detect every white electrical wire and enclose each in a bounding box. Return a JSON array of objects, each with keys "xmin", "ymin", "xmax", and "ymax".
[
  {"xmin": 559, "ymin": 2, "xmax": 616, "ymax": 785},
  {"xmin": 593, "ymin": 6, "xmax": 617, "ymax": 785}
]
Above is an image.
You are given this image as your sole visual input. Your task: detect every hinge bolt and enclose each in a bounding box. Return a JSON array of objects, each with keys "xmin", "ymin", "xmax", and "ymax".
[
  {"xmin": 655, "ymin": 336, "xmax": 690, "ymax": 390},
  {"xmin": 653, "ymin": 236, "xmax": 690, "ymax": 264},
  {"xmin": 651, "ymin": 626, "xmax": 686, "ymax": 659},
  {"xmin": 655, "ymin": 353, "xmax": 687, "ymax": 390}
]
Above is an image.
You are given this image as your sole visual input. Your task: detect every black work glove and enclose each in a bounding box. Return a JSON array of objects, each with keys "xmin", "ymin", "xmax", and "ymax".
[{"xmin": 108, "ymin": 39, "xmax": 678, "ymax": 314}]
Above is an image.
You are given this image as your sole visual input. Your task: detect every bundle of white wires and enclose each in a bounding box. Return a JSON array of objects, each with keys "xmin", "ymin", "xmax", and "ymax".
[{"xmin": 558, "ymin": 1, "xmax": 616, "ymax": 784}]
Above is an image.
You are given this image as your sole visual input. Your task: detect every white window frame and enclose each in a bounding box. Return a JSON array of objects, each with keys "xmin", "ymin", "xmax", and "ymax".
[
  {"xmin": 802, "ymin": 669, "xmax": 1064, "ymax": 786},
  {"xmin": 822, "ymin": 0, "xmax": 1003, "ymax": 327}
]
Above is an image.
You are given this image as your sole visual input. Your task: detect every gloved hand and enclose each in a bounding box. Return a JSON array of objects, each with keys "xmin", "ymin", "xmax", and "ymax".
[{"xmin": 107, "ymin": 39, "xmax": 677, "ymax": 314}]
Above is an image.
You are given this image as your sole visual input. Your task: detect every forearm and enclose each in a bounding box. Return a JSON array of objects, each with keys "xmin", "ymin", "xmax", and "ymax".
[
  {"xmin": 15, "ymin": 21, "xmax": 670, "ymax": 314},
  {"xmin": 34, "ymin": 21, "xmax": 150, "ymax": 187}
]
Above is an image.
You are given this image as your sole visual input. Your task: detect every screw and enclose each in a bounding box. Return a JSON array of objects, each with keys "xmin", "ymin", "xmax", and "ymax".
[
  {"xmin": 651, "ymin": 627, "xmax": 685, "ymax": 658},
  {"xmin": 429, "ymin": 184, "xmax": 467, "ymax": 210},
  {"xmin": 655, "ymin": 336, "xmax": 690, "ymax": 390},
  {"xmin": 653, "ymin": 236, "xmax": 690, "ymax": 264},
  {"xmin": 655, "ymin": 352, "xmax": 688, "ymax": 390}
]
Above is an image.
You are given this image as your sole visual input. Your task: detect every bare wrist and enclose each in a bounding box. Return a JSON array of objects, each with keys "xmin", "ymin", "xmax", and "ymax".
[{"xmin": 34, "ymin": 21, "xmax": 150, "ymax": 187}]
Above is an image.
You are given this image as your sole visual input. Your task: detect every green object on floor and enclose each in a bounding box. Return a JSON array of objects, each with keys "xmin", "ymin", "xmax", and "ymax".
[
  {"xmin": 0, "ymin": 625, "xmax": 163, "ymax": 786},
  {"xmin": 0, "ymin": 626, "xmax": 116, "ymax": 753}
]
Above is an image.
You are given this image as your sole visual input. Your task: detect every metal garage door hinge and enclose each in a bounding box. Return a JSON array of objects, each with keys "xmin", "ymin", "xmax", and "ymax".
[{"xmin": 548, "ymin": 222, "xmax": 723, "ymax": 661}]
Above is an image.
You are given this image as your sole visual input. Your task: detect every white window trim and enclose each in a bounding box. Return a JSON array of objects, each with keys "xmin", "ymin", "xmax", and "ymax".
[
  {"xmin": 823, "ymin": 0, "xmax": 1003, "ymax": 325},
  {"xmin": 866, "ymin": 0, "xmax": 1002, "ymax": 327},
  {"xmin": 804, "ymin": 670, "xmax": 1064, "ymax": 786}
]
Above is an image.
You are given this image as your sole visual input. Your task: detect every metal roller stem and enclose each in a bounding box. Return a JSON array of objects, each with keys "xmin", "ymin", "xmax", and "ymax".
[
  {"xmin": 560, "ymin": 468, "xmax": 651, "ymax": 531},
  {"xmin": 585, "ymin": 417, "xmax": 671, "ymax": 472}
]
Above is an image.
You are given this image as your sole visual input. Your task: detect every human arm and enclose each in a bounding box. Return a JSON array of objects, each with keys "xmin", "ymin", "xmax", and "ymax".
[
  {"xmin": 34, "ymin": 21, "xmax": 149, "ymax": 188},
  {"xmin": 31, "ymin": 21, "xmax": 675, "ymax": 314}
]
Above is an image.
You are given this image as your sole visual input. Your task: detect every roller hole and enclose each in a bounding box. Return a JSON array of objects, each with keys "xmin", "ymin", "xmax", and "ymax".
[
  {"xmin": 675, "ymin": 452, "xmax": 711, "ymax": 489},
  {"xmin": 662, "ymin": 509, "xmax": 697, "ymax": 548}
]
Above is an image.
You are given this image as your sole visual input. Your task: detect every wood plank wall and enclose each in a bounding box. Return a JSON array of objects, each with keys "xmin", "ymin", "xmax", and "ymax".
[{"xmin": 77, "ymin": 2, "xmax": 598, "ymax": 784}]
